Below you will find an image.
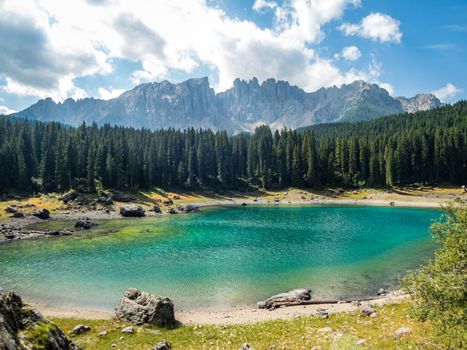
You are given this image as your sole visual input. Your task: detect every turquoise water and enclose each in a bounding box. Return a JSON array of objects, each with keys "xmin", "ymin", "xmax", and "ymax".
[{"xmin": 0, "ymin": 205, "xmax": 440, "ymax": 311}]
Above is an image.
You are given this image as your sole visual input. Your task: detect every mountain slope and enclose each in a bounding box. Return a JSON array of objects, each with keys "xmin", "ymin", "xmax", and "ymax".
[{"xmin": 12, "ymin": 77, "xmax": 441, "ymax": 132}]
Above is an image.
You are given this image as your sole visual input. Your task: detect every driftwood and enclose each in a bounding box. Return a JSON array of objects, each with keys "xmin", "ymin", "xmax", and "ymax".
[{"xmin": 265, "ymin": 297, "xmax": 377, "ymax": 309}]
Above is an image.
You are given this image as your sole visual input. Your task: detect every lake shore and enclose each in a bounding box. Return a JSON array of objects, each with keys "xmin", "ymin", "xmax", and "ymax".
[
  {"xmin": 30, "ymin": 291, "xmax": 408, "ymax": 325},
  {"xmin": 1, "ymin": 187, "xmax": 463, "ymax": 243}
]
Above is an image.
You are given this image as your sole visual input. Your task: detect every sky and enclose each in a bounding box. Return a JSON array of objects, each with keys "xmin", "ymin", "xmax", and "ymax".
[{"xmin": 0, "ymin": 0, "xmax": 466, "ymax": 114}]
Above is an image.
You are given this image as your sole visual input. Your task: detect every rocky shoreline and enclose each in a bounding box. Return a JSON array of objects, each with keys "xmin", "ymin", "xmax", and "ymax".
[{"xmin": 1, "ymin": 187, "xmax": 457, "ymax": 244}]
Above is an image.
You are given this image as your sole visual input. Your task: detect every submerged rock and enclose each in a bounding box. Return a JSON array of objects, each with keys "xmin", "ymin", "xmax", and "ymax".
[
  {"xmin": 257, "ymin": 288, "xmax": 312, "ymax": 309},
  {"xmin": 176, "ymin": 204, "xmax": 199, "ymax": 213},
  {"xmin": 120, "ymin": 205, "xmax": 145, "ymax": 217},
  {"xmin": 74, "ymin": 219, "xmax": 97, "ymax": 229},
  {"xmin": 115, "ymin": 288, "xmax": 176, "ymax": 326},
  {"xmin": 0, "ymin": 291, "xmax": 81, "ymax": 350}
]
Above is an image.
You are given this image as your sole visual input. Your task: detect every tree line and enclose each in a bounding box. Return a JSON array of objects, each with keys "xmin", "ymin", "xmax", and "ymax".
[{"xmin": 0, "ymin": 102, "xmax": 466, "ymax": 194}]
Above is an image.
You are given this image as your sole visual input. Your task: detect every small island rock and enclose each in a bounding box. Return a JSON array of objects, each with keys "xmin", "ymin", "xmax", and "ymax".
[{"xmin": 115, "ymin": 288, "xmax": 175, "ymax": 326}]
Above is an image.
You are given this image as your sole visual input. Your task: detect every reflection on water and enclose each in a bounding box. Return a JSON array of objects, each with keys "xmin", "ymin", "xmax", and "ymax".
[{"xmin": 0, "ymin": 205, "xmax": 440, "ymax": 310}]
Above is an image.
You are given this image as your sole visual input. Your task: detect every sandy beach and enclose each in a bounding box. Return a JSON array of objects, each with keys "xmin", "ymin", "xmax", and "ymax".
[{"xmin": 31, "ymin": 291, "xmax": 408, "ymax": 325}]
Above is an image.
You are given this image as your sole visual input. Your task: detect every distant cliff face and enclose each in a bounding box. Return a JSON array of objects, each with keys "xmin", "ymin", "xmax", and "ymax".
[
  {"xmin": 397, "ymin": 94, "xmax": 442, "ymax": 113},
  {"xmin": 12, "ymin": 77, "xmax": 441, "ymax": 132}
]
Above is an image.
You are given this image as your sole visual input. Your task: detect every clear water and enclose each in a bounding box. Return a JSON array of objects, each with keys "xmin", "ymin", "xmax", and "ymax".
[{"xmin": 0, "ymin": 205, "xmax": 440, "ymax": 311}]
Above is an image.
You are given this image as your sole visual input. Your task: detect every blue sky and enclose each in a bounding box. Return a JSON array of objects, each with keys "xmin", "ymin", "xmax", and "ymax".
[{"xmin": 0, "ymin": 0, "xmax": 465, "ymax": 114}]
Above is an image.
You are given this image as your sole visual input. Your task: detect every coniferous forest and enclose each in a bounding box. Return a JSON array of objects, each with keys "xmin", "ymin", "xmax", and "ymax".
[{"xmin": 0, "ymin": 102, "xmax": 466, "ymax": 194}]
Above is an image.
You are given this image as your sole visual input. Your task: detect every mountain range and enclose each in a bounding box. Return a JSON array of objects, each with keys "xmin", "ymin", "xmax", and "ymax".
[{"xmin": 11, "ymin": 77, "xmax": 442, "ymax": 133}]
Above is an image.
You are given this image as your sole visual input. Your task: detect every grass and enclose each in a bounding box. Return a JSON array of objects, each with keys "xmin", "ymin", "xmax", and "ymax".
[
  {"xmin": 0, "ymin": 195, "xmax": 62, "ymax": 220},
  {"xmin": 52, "ymin": 303, "xmax": 443, "ymax": 350}
]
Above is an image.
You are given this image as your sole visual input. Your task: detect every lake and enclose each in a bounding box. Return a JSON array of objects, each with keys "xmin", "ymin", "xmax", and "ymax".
[{"xmin": 0, "ymin": 205, "xmax": 440, "ymax": 311}]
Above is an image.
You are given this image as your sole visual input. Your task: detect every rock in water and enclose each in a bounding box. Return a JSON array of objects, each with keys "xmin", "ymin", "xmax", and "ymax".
[
  {"xmin": 119, "ymin": 205, "xmax": 145, "ymax": 217},
  {"xmin": 153, "ymin": 340, "xmax": 172, "ymax": 350},
  {"xmin": 115, "ymin": 288, "xmax": 175, "ymax": 326},
  {"xmin": 0, "ymin": 291, "xmax": 81, "ymax": 350},
  {"xmin": 176, "ymin": 204, "xmax": 199, "ymax": 213},
  {"xmin": 257, "ymin": 288, "xmax": 312, "ymax": 309}
]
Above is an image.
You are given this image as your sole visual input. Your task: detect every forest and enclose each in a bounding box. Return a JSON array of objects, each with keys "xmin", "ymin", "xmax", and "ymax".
[{"xmin": 0, "ymin": 101, "xmax": 466, "ymax": 194}]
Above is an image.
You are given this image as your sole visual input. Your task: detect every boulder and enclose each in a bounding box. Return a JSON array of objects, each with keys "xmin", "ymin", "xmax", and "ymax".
[
  {"xmin": 176, "ymin": 204, "xmax": 199, "ymax": 213},
  {"xmin": 360, "ymin": 304, "xmax": 376, "ymax": 317},
  {"xmin": 12, "ymin": 212, "xmax": 24, "ymax": 218},
  {"xmin": 257, "ymin": 288, "xmax": 312, "ymax": 309},
  {"xmin": 377, "ymin": 288, "xmax": 387, "ymax": 296},
  {"xmin": 61, "ymin": 191, "xmax": 78, "ymax": 204},
  {"xmin": 97, "ymin": 196, "xmax": 113, "ymax": 205},
  {"xmin": 167, "ymin": 208, "xmax": 177, "ymax": 214},
  {"xmin": 5, "ymin": 206, "xmax": 17, "ymax": 213},
  {"xmin": 153, "ymin": 205, "xmax": 162, "ymax": 213},
  {"xmin": 153, "ymin": 340, "xmax": 172, "ymax": 350},
  {"xmin": 120, "ymin": 205, "xmax": 145, "ymax": 217},
  {"xmin": 71, "ymin": 324, "xmax": 91, "ymax": 334},
  {"xmin": 163, "ymin": 199, "xmax": 173, "ymax": 206},
  {"xmin": 121, "ymin": 326, "xmax": 134, "ymax": 334},
  {"xmin": 240, "ymin": 343, "xmax": 252, "ymax": 350},
  {"xmin": 32, "ymin": 208, "xmax": 50, "ymax": 220},
  {"xmin": 115, "ymin": 288, "xmax": 175, "ymax": 327},
  {"xmin": 393, "ymin": 327, "xmax": 411, "ymax": 339},
  {"xmin": 316, "ymin": 307, "xmax": 329, "ymax": 319},
  {"xmin": 0, "ymin": 291, "xmax": 81, "ymax": 350}
]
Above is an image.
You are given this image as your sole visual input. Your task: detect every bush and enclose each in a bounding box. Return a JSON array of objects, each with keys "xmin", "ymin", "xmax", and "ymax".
[{"xmin": 402, "ymin": 201, "xmax": 467, "ymax": 349}]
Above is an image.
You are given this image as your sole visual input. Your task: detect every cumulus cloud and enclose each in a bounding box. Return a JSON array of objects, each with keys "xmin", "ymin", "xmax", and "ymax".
[
  {"xmin": 0, "ymin": 105, "xmax": 16, "ymax": 114},
  {"xmin": 252, "ymin": 0, "xmax": 277, "ymax": 12},
  {"xmin": 432, "ymin": 83, "xmax": 462, "ymax": 101},
  {"xmin": 339, "ymin": 12, "xmax": 402, "ymax": 43},
  {"xmin": 337, "ymin": 46, "xmax": 361, "ymax": 61},
  {"xmin": 0, "ymin": 0, "xmax": 381, "ymax": 101}
]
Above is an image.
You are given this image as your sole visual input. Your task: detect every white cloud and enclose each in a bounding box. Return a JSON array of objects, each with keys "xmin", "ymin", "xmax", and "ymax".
[
  {"xmin": 252, "ymin": 0, "xmax": 277, "ymax": 12},
  {"xmin": 0, "ymin": 105, "xmax": 16, "ymax": 114},
  {"xmin": 98, "ymin": 87, "xmax": 125, "ymax": 100},
  {"xmin": 432, "ymin": 83, "xmax": 462, "ymax": 101},
  {"xmin": 339, "ymin": 12, "xmax": 402, "ymax": 43},
  {"xmin": 379, "ymin": 82, "xmax": 394, "ymax": 96},
  {"xmin": 339, "ymin": 46, "xmax": 361, "ymax": 61},
  {"xmin": 0, "ymin": 0, "xmax": 376, "ymax": 101}
]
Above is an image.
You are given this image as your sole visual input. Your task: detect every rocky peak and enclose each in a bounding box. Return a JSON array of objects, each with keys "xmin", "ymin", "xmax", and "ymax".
[{"xmin": 397, "ymin": 93, "xmax": 442, "ymax": 113}]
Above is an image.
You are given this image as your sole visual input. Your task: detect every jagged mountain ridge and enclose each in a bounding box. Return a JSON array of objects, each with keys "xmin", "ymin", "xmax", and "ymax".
[{"xmin": 12, "ymin": 77, "xmax": 442, "ymax": 132}]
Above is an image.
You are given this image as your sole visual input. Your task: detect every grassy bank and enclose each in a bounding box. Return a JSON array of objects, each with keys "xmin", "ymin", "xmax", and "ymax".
[{"xmin": 52, "ymin": 303, "xmax": 442, "ymax": 350}]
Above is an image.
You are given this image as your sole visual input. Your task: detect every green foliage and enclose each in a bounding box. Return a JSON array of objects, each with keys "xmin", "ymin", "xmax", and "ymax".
[
  {"xmin": 0, "ymin": 102, "xmax": 466, "ymax": 193},
  {"xmin": 22, "ymin": 321, "xmax": 60, "ymax": 350},
  {"xmin": 402, "ymin": 201, "xmax": 467, "ymax": 349}
]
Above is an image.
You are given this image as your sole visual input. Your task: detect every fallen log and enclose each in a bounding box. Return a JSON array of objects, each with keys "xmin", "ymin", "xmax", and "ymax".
[{"xmin": 265, "ymin": 297, "xmax": 377, "ymax": 309}]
